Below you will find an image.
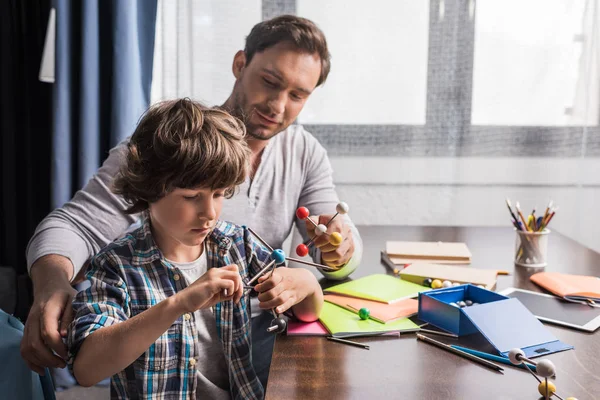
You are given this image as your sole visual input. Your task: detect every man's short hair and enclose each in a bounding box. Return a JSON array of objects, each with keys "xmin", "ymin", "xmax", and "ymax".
[
  {"xmin": 114, "ymin": 99, "xmax": 250, "ymax": 214},
  {"xmin": 244, "ymin": 15, "xmax": 331, "ymax": 87}
]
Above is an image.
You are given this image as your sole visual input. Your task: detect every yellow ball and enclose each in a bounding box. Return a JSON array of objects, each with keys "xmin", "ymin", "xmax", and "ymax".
[
  {"xmin": 431, "ymin": 279, "xmax": 443, "ymax": 289},
  {"xmin": 565, "ymin": 398, "xmax": 578, "ymax": 400},
  {"xmin": 328, "ymin": 232, "xmax": 343, "ymax": 246},
  {"xmin": 538, "ymin": 381, "xmax": 556, "ymax": 396}
]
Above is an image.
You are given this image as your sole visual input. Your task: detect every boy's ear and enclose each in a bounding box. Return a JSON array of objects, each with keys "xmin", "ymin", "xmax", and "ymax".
[{"xmin": 232, "ymin": 50, "xmax": 247, "ymax": 79}]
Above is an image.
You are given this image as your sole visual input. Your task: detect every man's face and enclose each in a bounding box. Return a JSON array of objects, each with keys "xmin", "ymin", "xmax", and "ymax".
[{"xmin": 230, "ymin": 41, "xmax": 322, "ymax": 141}]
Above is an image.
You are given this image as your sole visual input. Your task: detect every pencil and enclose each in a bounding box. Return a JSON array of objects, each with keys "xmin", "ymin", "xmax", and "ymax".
[
  {"xmin": 417, "ymin": 334, "xmax": 504, "ymax": 373},
  {"xmin": 418, "ymin": 328, "xmax": 459, "ymax": 338},
  {"xmin": 327, "ymin": 336, "xmax": 370, "ymax": 350},
  {"xmin": 515, "ymin": 202, "xmax": 531, "ymax": 232},
  {"xmin": 380, "ymin": 251, "xmax": 401, "ymax": 275},
  {"xmin": 450, "ymin": 345, "xmax": 537, "ymax": 372}
]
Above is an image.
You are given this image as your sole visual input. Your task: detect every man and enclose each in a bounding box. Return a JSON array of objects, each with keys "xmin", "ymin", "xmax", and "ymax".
[{"xmin": 21, "ymin": 15, "xmax": 362, "ymax": 388}]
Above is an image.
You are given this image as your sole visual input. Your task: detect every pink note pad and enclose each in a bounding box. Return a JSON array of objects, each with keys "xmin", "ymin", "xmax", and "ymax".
[{"xmin": 286, "ymin": 320, "xmax": 328, "ymax": 336}]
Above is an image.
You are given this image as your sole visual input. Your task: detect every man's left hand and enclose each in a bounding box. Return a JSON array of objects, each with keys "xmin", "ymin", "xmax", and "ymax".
[{"xmin": 305, "ymin": 214, "xmax": 354, "ymax": 268}]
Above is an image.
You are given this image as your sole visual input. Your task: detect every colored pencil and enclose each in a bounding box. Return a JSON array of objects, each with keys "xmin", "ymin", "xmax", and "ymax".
[{"xmin": 451, "ymin": 345, "xmax": 537, "ymax": 372}]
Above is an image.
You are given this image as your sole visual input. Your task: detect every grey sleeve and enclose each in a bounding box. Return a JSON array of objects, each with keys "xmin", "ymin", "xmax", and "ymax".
[
  {"xmin": 26, "ymin": 139, "xmax": 139, "ymax": 279},
  {"xmin": 295, "ymin": 129, "xmax": 363, "ymax": 280}
]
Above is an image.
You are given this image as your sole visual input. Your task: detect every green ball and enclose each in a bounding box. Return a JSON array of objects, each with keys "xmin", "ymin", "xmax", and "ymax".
[{"xmin": 358, "ymin": 307, "xmax": 370, "ymax": 320}]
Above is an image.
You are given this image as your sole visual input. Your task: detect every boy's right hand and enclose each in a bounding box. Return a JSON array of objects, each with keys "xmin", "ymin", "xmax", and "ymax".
[{"xmin": 176, "ymin": 264, "xmax": 243, "ymax": 314}]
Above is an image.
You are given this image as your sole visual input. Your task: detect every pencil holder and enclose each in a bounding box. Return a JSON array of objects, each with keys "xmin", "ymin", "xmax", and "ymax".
[{"xmin": 514, "ymin": 229, "xmax": 550, "ymax": 268}]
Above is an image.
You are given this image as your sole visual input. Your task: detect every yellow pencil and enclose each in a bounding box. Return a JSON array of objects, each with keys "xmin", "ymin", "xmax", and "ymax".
[{"xmin": 515, "ymin": 202, "xmax": 531, "ymax": 232}]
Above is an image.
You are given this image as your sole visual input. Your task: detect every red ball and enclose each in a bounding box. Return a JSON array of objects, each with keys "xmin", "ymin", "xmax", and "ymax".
[
  {"xmin": 296, "ymin": 243, "xmax": 309, "ymax": 257},
  {"xmin": 296, "ymin": 207, "xmax": 310, "ymax": 220}
]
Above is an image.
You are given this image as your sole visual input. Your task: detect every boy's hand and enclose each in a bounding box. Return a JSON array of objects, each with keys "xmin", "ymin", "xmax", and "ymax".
[
  {"xmin": 255, "ymin": 267, "xmax": 319, "ymax": 314},
  {"xmin": 177, "ymin": 264, "xmax": 243, "ymax": 314},
  {"xmin": 305, "ymin": 215, "xmax": 354, "ymax": 268}
]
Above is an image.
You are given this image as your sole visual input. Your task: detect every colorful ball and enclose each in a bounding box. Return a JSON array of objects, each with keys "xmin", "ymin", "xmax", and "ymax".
[
  {"xmin": 271, "ymin": 249, "xmax": 286, "ymax": 264},
  {"xmin": 296, "ymin": 244, "xmax": 309, "ymax": 257},
  {"xmin": 336, "ymin": 202, "xmax": 350, "ymax": 214},
  {"xmin": 536, "ymin": 359, "xmax": 556, "ymax": 378},
  {"xmin": 431, "ymin": 279, "xmax": 443, "ymax": 289},
  {"xmin": 269, "ymin": 317, "xmax": 287, "ymax": 334},
  {"xmin": 538, "ymin": 381, "xmax": 556, "ymax": 396},
  {"xmin": 296, "ymin": 207, "xmax": 310, "ymax": 220},
  {"xmin": 508, "ymin": 348, "xmax": 525, "ymax": 365},
  {"xmin": 423, "ymin": 278, "xmax": 433, "ymax": 287},
  {"xmin": 315, "ymin": 224, "xmax": 327, "ymax": 236},
  {"xmin": 358, "ymin": 308, "xmax": 370, "ymax": 320},
  {"xmin": 329, "ymin": 232, "xmax": 343, "ymax": 246}
]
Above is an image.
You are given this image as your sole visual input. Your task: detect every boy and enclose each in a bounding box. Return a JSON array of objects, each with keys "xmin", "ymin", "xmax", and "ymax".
[{"xmin": 67, "ymin": 99, "xmax": 324, "ymax": 399}]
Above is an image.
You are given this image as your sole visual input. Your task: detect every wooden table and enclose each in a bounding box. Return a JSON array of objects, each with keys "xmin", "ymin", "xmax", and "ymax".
[{"xmin": 266, "ymin": 226, "xmax": 600, "ymax": 400}]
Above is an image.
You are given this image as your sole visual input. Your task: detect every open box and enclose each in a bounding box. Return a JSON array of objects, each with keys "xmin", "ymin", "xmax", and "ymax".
[{"xmin": 418, "ymin": 284, "xmax": 573, "ymax": 358}]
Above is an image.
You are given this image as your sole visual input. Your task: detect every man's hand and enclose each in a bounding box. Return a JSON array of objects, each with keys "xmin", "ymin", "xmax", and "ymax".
[
  {"xmin": 305, "ymin": 214, "xmax": 355, "ymax": 268},
  {"xmin": 21, "ymin": 255, "xmax": 77, "ymax": 375}
]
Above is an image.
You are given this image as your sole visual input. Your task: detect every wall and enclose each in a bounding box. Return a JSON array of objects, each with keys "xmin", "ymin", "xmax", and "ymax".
[{"xmin": 331, "ymin": 156, "xmax": 600, "ymax": 252}]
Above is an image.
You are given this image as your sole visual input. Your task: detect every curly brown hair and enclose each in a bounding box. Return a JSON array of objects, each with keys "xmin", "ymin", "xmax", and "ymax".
[
  {"xmin": 113, "ymin": 99, "xmax": 250, "ymax": 214},
  {"xmin": 244, "ymin": 15, "xmax": 331, "ymax": 87}
]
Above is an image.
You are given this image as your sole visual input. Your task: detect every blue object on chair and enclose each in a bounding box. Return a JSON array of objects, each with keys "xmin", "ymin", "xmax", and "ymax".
[{"xmin": 0, "ymin": 308, "xmax": 56, "ymax": 399}]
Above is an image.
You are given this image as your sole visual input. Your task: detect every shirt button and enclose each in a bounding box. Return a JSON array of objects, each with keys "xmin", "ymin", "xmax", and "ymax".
[
  {"xmin": 183, "ymin": 313, "xmax": 191, "ymax": 321},
  {"xmin": 173, "ymin": 274, "xmax": 180, "ymax": 281},
  {"xmin": 189, "ymin": 358, "xmax": 196, "ymax": 367}
]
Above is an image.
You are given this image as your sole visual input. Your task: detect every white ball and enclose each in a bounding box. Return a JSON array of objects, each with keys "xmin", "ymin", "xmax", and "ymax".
[
  {"xmin": 508, "ymin": 348, "xmax": 525, "ymax": 365},
  {"xmin": 536, "ymin": 359, "xmax": 556, "ymax": 378},
  {"xmin": 442, "ymin": 280, "xmax": 452, "ymax": 288},
  {"xmin": 452, "ymin": 282, "xmax": 461, "ymax": 287},
  {"xmin": 315, "ymin": 224, "xmax": 327, "ymax": 236},
  {"xmin": 336, "ymin": 202, "xmax": 349, "ymax": 214},
  {"xmin": 457, "ymin": 301, "xmax": 466, "ymax": 308},
  {"xmin": 465, "ymin": 300, "xmax": 473, "ymax": 306}
]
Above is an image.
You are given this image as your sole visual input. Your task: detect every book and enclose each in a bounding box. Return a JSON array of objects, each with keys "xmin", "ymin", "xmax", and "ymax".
[
  {"xmin": 531, "ymin": 272, "xmax": 600, "ymax": 304},
  {"xmin": 386, "ymin": 241, "xmax": 471, "ymax": 264},
  {"xmin": 324, "ymin": 274, "xmax": 429, "ymax": 304},
  {"xmin": 286, "ymin": 320, "xmax": 328, "ymax": 336},
  {"xmin": 400, "ymin": 263, "xmax": 497, "ymax": 290},
  {"xmin": 324, "ymin": 294, "xmax": 418, "ymax": 323},
  {"xmin": 318, "ymin": 301, "xmax": 420, "ymax": 338}
]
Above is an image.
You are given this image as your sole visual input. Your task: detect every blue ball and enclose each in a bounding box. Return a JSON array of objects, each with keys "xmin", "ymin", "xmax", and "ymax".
[{"xmin": 272, "ymin": 249, "xmax": 286, "ymax": 264}]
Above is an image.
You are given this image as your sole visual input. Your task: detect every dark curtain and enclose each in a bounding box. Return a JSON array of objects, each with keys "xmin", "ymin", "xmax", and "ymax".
[{"xmin": 0, "ymin": 0, "xmax": 53, "ymax": 318}]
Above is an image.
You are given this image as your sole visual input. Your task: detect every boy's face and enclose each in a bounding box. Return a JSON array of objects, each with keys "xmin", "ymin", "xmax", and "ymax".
[
  {"xmin": 149, "ymin": 187, "xmax": 226, "ymax": 252},
  {"xmin": 229, "ymin": 41, "xmax": 322, "ymax": 141}
]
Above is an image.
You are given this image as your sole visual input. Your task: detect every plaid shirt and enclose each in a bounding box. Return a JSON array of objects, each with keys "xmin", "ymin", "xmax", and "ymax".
[{"xmin": 68, "ymin": 216, "xmax": 272, "ymax": 399}]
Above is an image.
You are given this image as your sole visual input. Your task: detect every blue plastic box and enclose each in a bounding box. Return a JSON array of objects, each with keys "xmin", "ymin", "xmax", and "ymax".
[{"xmin": 418, "ymin": 284, "xmax": 573, "ymax": 358}]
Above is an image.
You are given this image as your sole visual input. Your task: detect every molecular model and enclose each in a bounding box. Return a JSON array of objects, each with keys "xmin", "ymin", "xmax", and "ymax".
[
  {"xmin": 243, "ymin": 202, "xmax": 348, "ymax": 334},
  {"xmin": 508, "ymin": 348, "xmax": 578, "ymax": 400},
  {"xmin": 295, "ymin": 202, "xmax": 349, "ymax": 257}
]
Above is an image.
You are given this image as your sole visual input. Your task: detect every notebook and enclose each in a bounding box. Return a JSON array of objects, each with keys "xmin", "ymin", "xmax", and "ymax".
[
  {"xmin": 324, "ymin": 274, "xmax": 429, "ymax": 304},
  {"xmin": 531, "ymin": 272, "xmax": 600, "ymax": 304},
  {"xmin": 400, "ymin": 263, "xmax": 497, "ymax": 290},
  {"xmin": 286, "ymin": 320, "xmax": 329, "ymax": 336},
  {"xmin": 324, "ymin": 294, "xmax": 418, "ymax": 323},
  {"xmin": 318, "ymin": 301, "xmax": 420, "ymax": 338},
  {"xmin": 386, "ymin": 241, "xmax": 471, "ymax": 264}
]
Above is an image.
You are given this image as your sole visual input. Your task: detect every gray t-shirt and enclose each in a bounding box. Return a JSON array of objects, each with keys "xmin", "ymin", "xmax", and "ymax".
[
  {"xmin": 26, "ymin": 125, "xmax": 362, "ymax": 282},
  {"xmin": 168, "ymin": 249, "xmax": 230, "ymax": 400}
]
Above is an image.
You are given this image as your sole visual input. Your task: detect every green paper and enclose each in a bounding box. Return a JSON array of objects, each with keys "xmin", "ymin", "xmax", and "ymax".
[
  {"xmin": 325, "ymin": 274, "xmax": 430, "ymax": 304},
  {"xmin": 319, "ymin": 302, "xmax": 419, "ymax": 338}
]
